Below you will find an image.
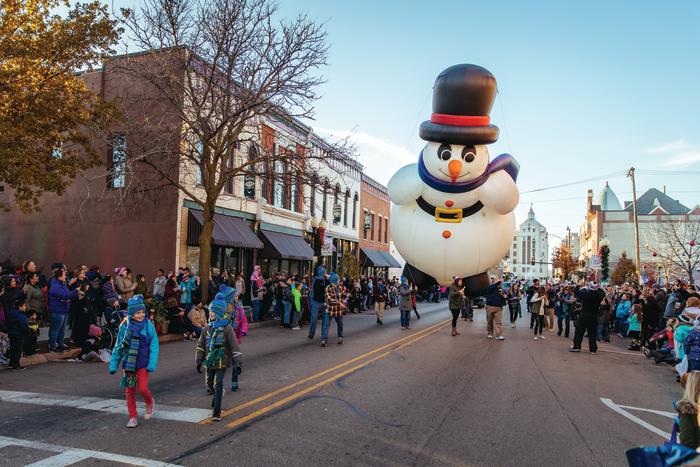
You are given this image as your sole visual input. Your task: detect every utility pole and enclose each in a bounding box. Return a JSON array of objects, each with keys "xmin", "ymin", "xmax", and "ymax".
[
  {"xmin": 627, "ymin": 167, "xmax": 642, "ymax": 283},
  {"xmin": 566, "ymin": 226, "xmax": 571, "ymax": 250}
]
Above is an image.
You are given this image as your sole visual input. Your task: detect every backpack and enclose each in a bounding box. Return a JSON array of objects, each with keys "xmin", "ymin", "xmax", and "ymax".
[{"xmin": 312, "ymin": 278, "xmax": 327, "ymax": 302}]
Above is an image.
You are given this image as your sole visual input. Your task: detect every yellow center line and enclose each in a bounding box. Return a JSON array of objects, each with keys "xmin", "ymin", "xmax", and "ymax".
[
  {"xmin": 200, "ymin": 319, "xmax": 450, "ymax": 424},
  {"xmin": 224, "ymin": 321, "xmax": 450, "ymax": 429}
]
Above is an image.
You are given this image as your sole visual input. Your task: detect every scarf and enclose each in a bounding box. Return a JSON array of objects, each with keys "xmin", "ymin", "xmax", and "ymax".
[
  {"xmin": 251, "ymin": 268, "xmax": 264, "ymax": 289},
  {"xmin": 204, "ymin": 318, "xmax": 229, "ymax": 368},
  {"xmin": 417, "ymin": 151, "xmax": 519, "ymax": 194},
  {"xmin": 119, "ymin": 318, "xmax": 146, "ymax": 388}
]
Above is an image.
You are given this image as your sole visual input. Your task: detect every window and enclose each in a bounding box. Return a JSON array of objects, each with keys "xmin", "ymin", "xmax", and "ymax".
[
  {"xmin": 343, "ymin": 189, "xmax": 350, "ymax": 227},
  {"xmin": 370, "ymin": 213, "xmax": 375, "ymax": 241},
  {"xmin": 352, "ymin": 192, "xmax": 358, "ymax": 229},
  {"xmin": 261, "ymin": 160, "xmax": 271, "ymax": 201},
  {"xmin": 378, "ymin": 214, "xmax": 383, "ymax": 242},
  {"xmin": 363, "ymin": 209, "xmax": 368, "ymax": 239},
  {"xmin": 384, "ymin": 217, "xmax": 388, "ymax": 243},
  {"xmin": 322, "ymin": 180, "xmax": 329, "ymax": 220},
  {"xmin": 110, "ymin": 135, "xmax": 126, "ymax": 188},
  {"xmin": 333, "ymin": 184, "xmax": 340, "ymax": 224},
  {"xmin": 273, "ymin": 159, "xmax": 285, "ymax": 208},
  {"xmin": 310, "ymin": 176, "xmax": 317, "ymax": 217}
]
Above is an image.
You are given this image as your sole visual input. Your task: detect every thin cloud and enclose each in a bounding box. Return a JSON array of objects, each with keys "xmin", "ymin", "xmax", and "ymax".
[
  {"xmin": 664, "ymin": 151, "xmax": 700, "ymax": 167},
  {"xmin": 314, "ymin": 127, "xmax": 417, "ymax": 184},
  {"xmin": 646, "ymin": 139, "xmax": 688, "ymax": 154}
]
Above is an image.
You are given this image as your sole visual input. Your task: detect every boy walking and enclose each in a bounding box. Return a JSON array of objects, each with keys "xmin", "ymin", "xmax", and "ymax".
[{"xmin": 196, "ymin": 295, "xmax": 242, "ymax": 421}]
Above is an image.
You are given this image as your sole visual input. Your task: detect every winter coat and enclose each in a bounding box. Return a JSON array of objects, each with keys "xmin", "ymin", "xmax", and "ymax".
[
  {"xmin": 114, "ymin": 276, "xmax": 136, "ymax": 304},
  {"xmin": 195, "ymin": 323, "xmax": 241, "ymax": 369},
  {"xmin": 102, "ymin": 281, "xmax": 120, "ymax": 306},
  {"xmin": 448, "ymin": 285, "xmax": 465, "ymax": 310},
  {"xmin": 325, "ymin": 284, "xmax": 345, "ymax": 318},
  {"xmin": 485, "ymin": 283, "xmax": 507, "ymax": 307},
  {"xmin": 685, "ymin": 329, "xmax": 700, "ymax": 361},
  {"xmin": 675, "ymin": 324, "xmax": 693, "ymax": 360},
  {"xmin": 676, "ymin": 400, "xmax": 700, "ymax": 450},
  {"xmin": 399, "ymin": 284, "xmax": 412, "ymax": 311},
  {"xmin": 23, "ymin": 284, "xmax": 46, "ymax": 316},
  {"xmin": 109, "ymin": 319, "xmax": 159, "ymax": 373},
  {"xmin": 6, "ymin": 308, "xmax": 29, "ymax": 337},
  {"xmin": 627, "ymin": 313, "xmax": 641, "ymax": 332},
  {"xmin": 48, "ymin": 280, "xmax": 78, "ymax": 316},
  {"xmin": 530, "ymin": 293, "xmax": 546, "ymax": 316},
  {"xmin": 373, "ymin": 284, "xmax": 387, "ymax": 303},
  {"xmin": 616, "ymin": 300, "xmax": 631, "ymax": 319},
  {"xmin": 292, "ymin": 287, "xmax": 302, "ymax": 313},
  {"xmin": 153, "ymin": 276, "xmax": 166, "ymax": 298},
  {"xmin": 179, "ymin": 279, "xmax": 196, "ymax": 304}
]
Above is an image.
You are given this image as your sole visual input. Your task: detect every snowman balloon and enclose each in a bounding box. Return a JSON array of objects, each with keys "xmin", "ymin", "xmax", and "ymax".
[{"xmin": 388, "ymin": 64, "xmax": 519, "ymax": 296}]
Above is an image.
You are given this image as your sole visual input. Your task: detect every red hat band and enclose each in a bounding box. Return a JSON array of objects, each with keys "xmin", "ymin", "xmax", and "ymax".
[{"xmin": 430, "ymin": 114, "xmax": 490, "ymax": 127}]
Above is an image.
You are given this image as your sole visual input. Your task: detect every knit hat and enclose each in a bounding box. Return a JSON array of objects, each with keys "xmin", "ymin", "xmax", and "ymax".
[
  {"xmin": 114, "ymin": 266, "xmax": 126, "ymax": 276},
  {"xmin": 329, "ymin": 272, "xmax": 339, "ymax": 285},
  {"xmin": 400, "ymin": 276, "xmax": 408, "ymax": 285},
  {"xmin": 209, "ymin": 295, "xmax": 228, "ymax": 319},
  {"xmin": 127, "ymin": 294, "xmax": 146, "ymax": 317},
  {"xmin": 219, "ymin": 284, "xmax": 237, "ymax": 305},
  {"xmin": 316, "ymin": 266, "xmax": 326, "ymax": 278}
]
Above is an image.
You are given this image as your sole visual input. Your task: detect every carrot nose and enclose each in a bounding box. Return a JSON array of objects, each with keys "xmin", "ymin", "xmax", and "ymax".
[{"xmin": 448, "ymin": 159, "xmax": 462, "ymax": 182}]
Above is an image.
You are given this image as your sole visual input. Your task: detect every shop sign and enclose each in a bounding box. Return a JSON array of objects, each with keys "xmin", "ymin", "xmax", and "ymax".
[{"xmin": 243, "ymin": 175, "xmax": 255, "ymax": 198}]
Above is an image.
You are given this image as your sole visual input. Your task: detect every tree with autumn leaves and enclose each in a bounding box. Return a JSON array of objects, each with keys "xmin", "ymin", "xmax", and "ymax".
[
  {"xmin": 0, "ymin": 0, "xmax": 121, "ymax": 212},
  {"xmin": 551, "ymin": 244, "xmax": 576, "ymax": 281}
]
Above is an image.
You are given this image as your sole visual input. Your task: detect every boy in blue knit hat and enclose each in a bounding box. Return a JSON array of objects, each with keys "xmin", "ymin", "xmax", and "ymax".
[
  {"xmin": 195, "ymin": 295, "xmax": 241, "ymax": 421},
  {"xmin": 219, "ymin": 285, "xmax": 243, "ymax": 391},
  {"xmin": 109, "ymin": 295, "xmax": 159, "ymax": 428}
]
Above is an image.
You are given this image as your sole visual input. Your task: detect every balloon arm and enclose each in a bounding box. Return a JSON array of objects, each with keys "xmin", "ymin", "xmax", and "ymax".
[
  {"xmin": 479, "ymin": 170, "xmax": 519, "ymax": 214},
  {"xmin": 388, "ymin": 163, "xmax": 422, "ymax": 205}
]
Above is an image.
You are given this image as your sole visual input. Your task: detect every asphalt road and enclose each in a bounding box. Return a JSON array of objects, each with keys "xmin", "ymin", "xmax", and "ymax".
[{"xmin": 0, "ymin": 301, "xmax": 683, "ymax": 466}]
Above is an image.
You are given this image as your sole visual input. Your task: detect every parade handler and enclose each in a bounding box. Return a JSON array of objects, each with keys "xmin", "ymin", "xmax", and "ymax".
[
  {"xmin": 109, "ymin": 294, "xmax": 159, "ymax": 428},
  {"xmin": 218, "ymin": 285, "xmax": 246, "ymax": 391},
  {"xmin": 196, "ymin": 295, "xmax": 242, "ymax": 421}
]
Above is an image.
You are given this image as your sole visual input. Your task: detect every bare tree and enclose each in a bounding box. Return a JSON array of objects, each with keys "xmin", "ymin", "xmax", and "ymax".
[
  {"xmin": 644, "ymin": 218, "xmax": 700, "ymax": 285},
  {"xmin": 95, "ymin": 0, "xmax": 355, "ymax": 301}
]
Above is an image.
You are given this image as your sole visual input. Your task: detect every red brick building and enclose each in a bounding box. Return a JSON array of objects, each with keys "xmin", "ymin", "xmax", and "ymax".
[{"xmin": 359, "ymin": 174, "xmax": 400, "ymax": 276}]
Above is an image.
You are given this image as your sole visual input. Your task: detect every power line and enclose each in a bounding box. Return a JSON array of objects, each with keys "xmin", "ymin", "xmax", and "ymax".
[{"xmin": 519, "ymin": 171, "xmax": 625, "ymax": 194}]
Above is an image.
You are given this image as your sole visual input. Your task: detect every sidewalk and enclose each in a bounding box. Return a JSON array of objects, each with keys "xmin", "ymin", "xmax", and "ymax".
[{"xmin": 2, "ymin": 319, "xmax": 278, "ymax": 371}]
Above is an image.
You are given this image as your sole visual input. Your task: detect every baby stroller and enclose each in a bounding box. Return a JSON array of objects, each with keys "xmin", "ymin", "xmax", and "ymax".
[{"xmin": 99, "ymin": 306, "xmax": 126, "ymax": 349}]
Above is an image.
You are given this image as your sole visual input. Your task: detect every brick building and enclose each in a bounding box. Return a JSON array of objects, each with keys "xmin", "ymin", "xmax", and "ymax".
[{"xmin": 359, "ymin": 174, "xmax": 401, "ymax": 276}]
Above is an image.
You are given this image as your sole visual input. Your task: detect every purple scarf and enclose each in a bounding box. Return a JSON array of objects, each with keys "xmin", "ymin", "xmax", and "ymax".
[{"xmin": 417, "ymin": 151, "xmax": 519, "ymax": 194}]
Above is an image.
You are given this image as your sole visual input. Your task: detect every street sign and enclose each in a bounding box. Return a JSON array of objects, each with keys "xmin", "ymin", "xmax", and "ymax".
[
  {"xmin": 333, "ymin": 204, "xmax": 341, "ymax": 224},
  {"xmin": 243, "ymin": 175, "xmax": 255, "ymax": 198},
  {"xmin": 321, "ymin": 243, "xmax": 332, "ymax": 256}
]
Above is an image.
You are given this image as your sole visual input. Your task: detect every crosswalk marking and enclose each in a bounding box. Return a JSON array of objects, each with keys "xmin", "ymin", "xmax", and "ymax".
[
  {"xmin": 0, "ymin": 436, "xmax": 181, "ymax": 466},
  {"xmin": 0, "ymin": 390, "xmax": 211, "ymax": 423},
  {"xmin": 601, "ymin": 398, "xmax": 671, "ymax": 439}
]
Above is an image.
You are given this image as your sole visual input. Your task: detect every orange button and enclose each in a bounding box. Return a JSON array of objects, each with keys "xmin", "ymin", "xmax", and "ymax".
[
  {"xmin": 442, "ymin": 230, "xmax": 451, "ymax": 239},
  {"xmin": 445, "ymin": 200, "xmax": 454, "ymax": 207}
]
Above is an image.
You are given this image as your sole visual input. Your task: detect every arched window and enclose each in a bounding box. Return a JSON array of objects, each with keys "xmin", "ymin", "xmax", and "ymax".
[
  {"xmin": 322, "ymin": 180, "xmax": 329, "ymax": 220},
  {"xmin": 344, "ymin": 189, "xmax": 350, "ymax": 227},
  {"xmin": 309, "ymin": 175, "xmax": 317, "ymax": 217},
  {"xmin": 333, "ymin": 184, "xmax": 340, "ymax": 224},
  {"xmin": 352, "ymin": 192, "xmax": 359, "ymax": 229}
]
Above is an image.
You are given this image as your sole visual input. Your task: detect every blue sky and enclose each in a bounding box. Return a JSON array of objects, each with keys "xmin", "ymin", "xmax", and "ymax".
[
  {"xmin": 109, "ymin": 0, "xmax": 700, "ymax": 246},
  {"xmin": 275, "ymin": 0, "xmax": 700, "ymax": 245}
]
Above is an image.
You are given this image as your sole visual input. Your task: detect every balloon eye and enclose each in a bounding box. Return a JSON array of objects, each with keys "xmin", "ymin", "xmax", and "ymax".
[
  {"xmin": 438, "ymin": 144, "xmax": 452, "ymax": 161},
  {"xmin": 462, "ymin": 146, "xmax": 476, "ymax": 163}
]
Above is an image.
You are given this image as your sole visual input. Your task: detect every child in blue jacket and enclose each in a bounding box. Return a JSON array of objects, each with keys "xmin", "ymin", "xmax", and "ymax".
[{"xmin": 109, "ymin": 295, "xmax": 159, "ymax": 428}]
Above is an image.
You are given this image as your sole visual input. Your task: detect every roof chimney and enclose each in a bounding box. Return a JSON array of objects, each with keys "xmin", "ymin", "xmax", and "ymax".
[
  {"xmin": 587, "ymin": 189, "xmax": 593, "ymax": 212},
  {"xmin": 663, "ymin": 185, "xmax": 666, "ymax": 194}
]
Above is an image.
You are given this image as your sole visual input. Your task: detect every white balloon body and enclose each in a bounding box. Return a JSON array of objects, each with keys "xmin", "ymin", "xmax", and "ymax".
[{"xmin": 388, "ymin": 146, "xmax": 518, "ymax": 286}]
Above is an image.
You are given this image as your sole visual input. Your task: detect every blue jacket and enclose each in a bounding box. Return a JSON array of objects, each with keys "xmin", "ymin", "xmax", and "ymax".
[
  {"xmin": 47, "ymin": 279, "xmax": 78, "ymax": 316},
  {"xmin": 676, "ymin": 324, "xmax": 693, "ymax": 360},
  {"xmin": 485, "ymin": 283, "xmax": 507, "ymax": 307},
  {"xmin": 109, "ymin": 319, "xmax": 159, "ymax": 373},
  {"xmin": 627, "ymin": 313, "xmax": 641, "ymax": 332},
  {"xmin": 6, "ymin": 308, "xmax": 29, "ymax": 337},
  {"xmin": 686, "ymin": 329, "xmax": 700, "ymax": 361},
  {"xmin": 179, "ymin": 279, "xmax": 196, "ymax": 305},
  {"xmin": 616, "ymin": 300, "xmax": 631, "ymax": 319}
]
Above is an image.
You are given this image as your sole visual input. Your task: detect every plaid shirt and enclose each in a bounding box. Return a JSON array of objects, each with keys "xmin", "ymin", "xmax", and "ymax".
[{"xmin": 325, "ymin": 284, "xmax": 345, "ymax": 317}]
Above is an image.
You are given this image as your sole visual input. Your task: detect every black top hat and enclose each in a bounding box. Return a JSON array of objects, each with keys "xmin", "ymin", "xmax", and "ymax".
[{"xmin": 419, "ymin": 64, "xmax": 499, "ymax": 145}]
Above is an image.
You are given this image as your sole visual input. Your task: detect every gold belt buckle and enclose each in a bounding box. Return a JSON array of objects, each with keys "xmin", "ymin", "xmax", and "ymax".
[{"xmin": 435, "ymin": 207, "xmax": 462, "ymax": 223}]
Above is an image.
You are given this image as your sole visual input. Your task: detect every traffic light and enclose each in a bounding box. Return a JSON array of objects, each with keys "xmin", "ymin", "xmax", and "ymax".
[{"xmin": 530, "ymin": 259, "xmax": 536, "ymax": 266}]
